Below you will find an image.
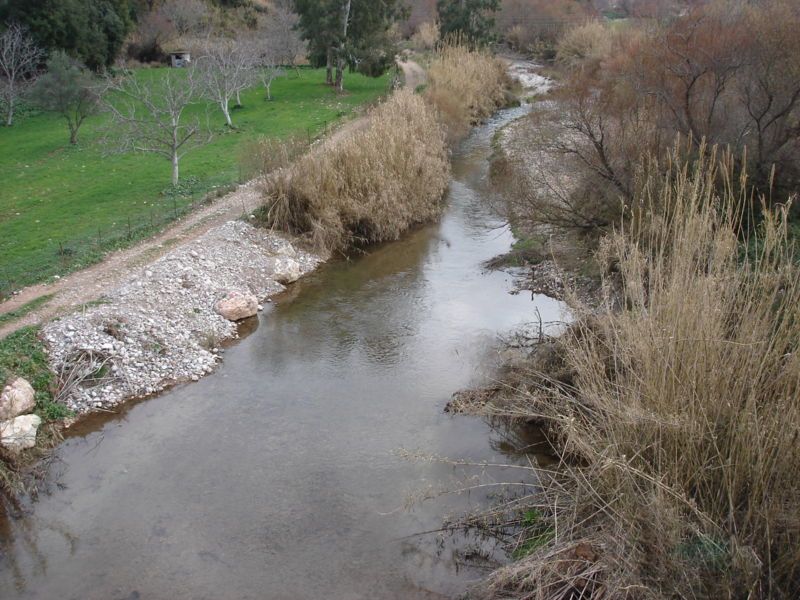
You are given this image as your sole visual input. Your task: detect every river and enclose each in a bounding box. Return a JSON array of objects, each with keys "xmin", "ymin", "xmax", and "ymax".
[{"xmin": 0, "ymin": 101, "xmax": 563, "ymax": 600}]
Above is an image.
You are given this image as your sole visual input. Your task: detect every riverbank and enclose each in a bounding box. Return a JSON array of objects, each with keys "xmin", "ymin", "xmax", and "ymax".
[
  {"xmin": 488, "ymin": 63, "xmax": 601, "ymax": 306},
  {"xmin": 43, "ymin": 222, "xmax": 320, "ymax": 413},
  {"xmin": 0, "ymin": 56, "xmax": 561, "ymax": 600},
  {"xmin": 0, "ymin": 60, "xmax": 425, "ymax": 467},
  {"xmin": 458, "ymin": 59, "xmax": 800, "ymax": 600}
]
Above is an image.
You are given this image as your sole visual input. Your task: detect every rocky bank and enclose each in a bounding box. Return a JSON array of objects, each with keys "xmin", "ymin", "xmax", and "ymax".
[{"xmin": 42, "ymin": 220, "xmax": 321, "ymax": 414}]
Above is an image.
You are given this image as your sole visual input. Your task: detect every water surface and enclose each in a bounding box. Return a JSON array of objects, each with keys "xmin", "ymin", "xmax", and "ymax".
[{"xmin": 0, "ymin": 105, "xmax": 563, "ymax": 599}]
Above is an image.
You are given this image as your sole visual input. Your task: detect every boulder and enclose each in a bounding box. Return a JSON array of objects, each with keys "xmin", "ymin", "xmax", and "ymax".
[
  {"xmin": 0, "ymin": 414, "xmax": 42, "ymax": 451},
  {"xmin": 268, "ymin": 257, "xmax": 302, "ymax": 285},
  {"xmin": 0, "ymin": 377, "xmax": 36, "ymax": 421},
  {"xmin": 215, "ymin": 291, "xmax": 259, "ymax": 321}
]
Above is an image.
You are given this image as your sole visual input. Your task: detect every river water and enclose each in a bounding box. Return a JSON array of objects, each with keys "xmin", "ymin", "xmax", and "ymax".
[{"xmin": 0, "ymin": 104, "xmax": 563, "ymax": 600}]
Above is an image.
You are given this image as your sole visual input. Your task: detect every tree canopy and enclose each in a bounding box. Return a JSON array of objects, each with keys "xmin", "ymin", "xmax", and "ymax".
[
  {"xmin": 437, "ymin": 0, "xmax": 500, "ymax": 46},
  {"xmin": 293, "ymin": 0, "xmax": 402, "ymax": 90},
  {"xmin": 0, "ymin": 0, "xmax": 134, "ymax": 71},
  {"xmin": 30, "ymin": 51, "xmax": 99, "ymax": 143}
]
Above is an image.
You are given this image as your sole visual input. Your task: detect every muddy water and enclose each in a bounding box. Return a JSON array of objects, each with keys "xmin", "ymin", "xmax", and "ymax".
[{"xmin": 0, "ymin": 105, "xmax": 563, "ymax": 600}]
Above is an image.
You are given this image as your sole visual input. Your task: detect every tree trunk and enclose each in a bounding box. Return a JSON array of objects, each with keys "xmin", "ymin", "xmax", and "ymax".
[
  {"xmin": 171, "ymin": 152, "xmax": 179, "ymax": 187},
  {"xmin": 5, "ymin": 97, "xmax": 13, "ymax": 126},
  {"xmin": 325, "ymin": 47, "xmax": 334, "ymax": 86},
  {"xmin": 335, "ymin": 56, "xmax": 345, "ymax": 93},
  {"xmin": 69, "ymin": 126, "xmax": 78, "ymax": 145},
  {"xmin": 335, "ymin": 0, "xmax": 352, "ymax": 93},
  {"xmin": 235, "ymin": 89, "xmax": 242, "ymax": 107},
  {"xmin": 221, "ymin": 98, "xmax": 233, "ymax": 127}
]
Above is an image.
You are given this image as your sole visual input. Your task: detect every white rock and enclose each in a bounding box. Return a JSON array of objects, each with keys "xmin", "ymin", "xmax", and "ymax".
[
  {"xmin": 0, "ymin": 377, "xmax": 36, "ymax": 421},
  {"xmin": 215, "ymin": 291, "xmax": 259, "ymax": 321},
  {"xmin": 268, "ymin": 257, "xmax": 302, "ymax": 284},
  {"xmin": 0, "ymin": 414, "xmax": 42, "ymax": 451}
]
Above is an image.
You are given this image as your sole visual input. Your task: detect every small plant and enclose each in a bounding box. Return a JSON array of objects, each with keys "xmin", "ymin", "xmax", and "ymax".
[
  {"xmin": 161, "ymin": 176, "xmax": 202, "ymax": 199},
  {"xmin": 102, "ymin": 317, "xmax": 128, "ymax": 341},
  {"xmin": 511, "ymin": 509, "xmax": 555, "ymax": 559}
]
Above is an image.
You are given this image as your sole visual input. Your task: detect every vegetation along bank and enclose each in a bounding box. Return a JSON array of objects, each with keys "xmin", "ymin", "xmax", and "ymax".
[{"xmin": 448, "ymin": 2, "xmax": 800, "ymax": 599}]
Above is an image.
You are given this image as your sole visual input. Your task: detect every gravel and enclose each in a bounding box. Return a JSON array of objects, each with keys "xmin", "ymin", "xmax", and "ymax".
[{"xmin": 43, "ymin": 221, "xmax": 321, "ymax": 414}]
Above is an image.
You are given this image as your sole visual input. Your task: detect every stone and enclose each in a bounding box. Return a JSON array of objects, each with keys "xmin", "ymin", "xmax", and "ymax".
[
  {"xmin": 268, "ymin": 257, "xmax": 302, "ymax": 285},
  {"xmin": 0, "ymin": 414, "xmax": 42, "ymax": 451},
  {"xmin": 215, "ymin": 291, "xmax": 259, "ymax": 321},
  {"xmin": 0, "ymin": 377, "xmax": 36, "ymax": 421}
]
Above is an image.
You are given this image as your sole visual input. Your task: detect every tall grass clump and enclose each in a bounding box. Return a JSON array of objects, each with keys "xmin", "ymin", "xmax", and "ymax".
[
  {"xmin": 256, "ymin": 89, "xmax": 449, "ymax": 254},
  {"xmin": 485, "ymin": 150, "xmax": 800, "ymax": 599},
  {"xmin": 425, "ymin": 39, "xmax": 510, "ymax": 142}
]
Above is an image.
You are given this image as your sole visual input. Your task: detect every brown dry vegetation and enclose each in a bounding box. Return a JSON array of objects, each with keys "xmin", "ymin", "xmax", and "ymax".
[
  {"xmin": 497, "ymin": 0, "xmax": 596, "ymax": 58},
  {"xmin": 254, "ymin": 42, "xmax": 513, "ymax": 254},
  {"xmin": 470, "ymin": 148, "xmax": 800, "ymax": 599},
  {"xmin": 410, "ymin": 20, "xmax": 440, "ymax": 51},
  {"xmin": 512, "ymin": 1, "xmax": 800, "ymax": 236},
  {"xmin": 424, "ymin": 40, "xmax": 511, "ymax": 142},
  {"xmin": 256, "ymin": 89, "xmax": 450, "ymax": 254}
]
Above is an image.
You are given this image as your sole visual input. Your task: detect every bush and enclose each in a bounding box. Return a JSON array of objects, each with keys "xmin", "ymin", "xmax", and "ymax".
[
  {"xmin": 256, "ymin": 89, "xmax": 450, "ymax": 253},
  {"xmin": 411, "ymin": 21, "xmax": 440, "ymax": 50},
  {"xmin": 555, "ymin": 20, "xmax": 614, "ymax": 70},
  {"xmin": 486, "ymin": 150, "xmax": 800, "ymax": 599},
  {"xmin": 424, "ymin": 39, "xmax": 510, "ymax": 142}
]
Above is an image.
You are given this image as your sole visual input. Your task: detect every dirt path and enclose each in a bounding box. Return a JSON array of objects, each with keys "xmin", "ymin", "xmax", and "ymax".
[
  {"xmin": 399, "ymin": 57, "xmax": 427, "ymax": 90},
  {"xmin": 0, "ymin": 60, "xmax": 425, "ymax": 340}
]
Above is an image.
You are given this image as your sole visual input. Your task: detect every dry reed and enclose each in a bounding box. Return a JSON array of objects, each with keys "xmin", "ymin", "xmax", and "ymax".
[
  {"xmin": 424, "ymin": 40, "xmax": 510, "ymax": 143},
  {"xmin": 256, "ymin": 89, "xmax": 450, "ymax": 254},
  {"xmin": 482, "ymin": 148, "xmax": 800, "ymax": 599}
]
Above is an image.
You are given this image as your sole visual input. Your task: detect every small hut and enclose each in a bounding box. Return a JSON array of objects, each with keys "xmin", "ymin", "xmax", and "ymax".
[{"xmin": 169, "ymin": 51, "xmax": 192, "ymax": 68}]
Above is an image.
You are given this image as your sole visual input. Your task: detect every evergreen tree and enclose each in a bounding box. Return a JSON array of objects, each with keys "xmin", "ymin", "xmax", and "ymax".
[
  {"xmin": 293, "ymin": 0, "xmax": 401, "ymax": 91},
  {"xmin": 436, "ymin": 0, "xmax": 499, "ymax": 46},
  {"xmin": 30, "ymin": 51, "xmax": 99, "ymax": 144},
  {"xmin": 0, "ymin": 0, "xmax": 134, "ymax": 71}
]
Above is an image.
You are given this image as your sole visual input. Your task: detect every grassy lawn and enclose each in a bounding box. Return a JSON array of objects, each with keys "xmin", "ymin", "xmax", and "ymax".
[{"xmin": 0, "ymin": 67, "xmax": 390, "ymax": 297}]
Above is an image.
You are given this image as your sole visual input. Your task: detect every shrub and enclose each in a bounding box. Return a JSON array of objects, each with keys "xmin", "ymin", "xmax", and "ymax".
[
  {"xmin": 256, "ymin": 89, "xmax": 450, "ymax": 254},
  {"xmin": 424, "ymin": 39, "xmax": 510, "ymax": 142},
  {"xmin": 555, "ymin": 20, "xmax": 614, "ymax": 71},
  {"xmin": 486, "ymin": 149, "xmax": 800, "ymax": 599},
  {"xmin": 411, "ymin": 20, "xmax": 440, "ymax": 50}
]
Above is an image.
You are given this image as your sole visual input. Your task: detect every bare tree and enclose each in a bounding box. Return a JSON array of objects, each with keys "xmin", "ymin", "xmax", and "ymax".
[
  {"xmin": 261, "ymin": 6, "xmax": 306, "ymax": 73},
  {"xmin": 193, "ymin": 37, "xmax": 255, "ymax": 127},
  {"xmin": 159, "ymin": 0, "xmax": 212, "ymax": 37},
  {"xmin": 102, "ymin": 69, "xmax": 210, "ymax": 186},
  {"xmin": 244, "ymin": 12, "xmax": 305, "ymax": 100},
  {"xmin": 0, "ymin": 23, "xmax": 44, "ymax": 126},
  {"xmin": 244, "ymin": 34, "xmax": 284, "ymax": 101}
]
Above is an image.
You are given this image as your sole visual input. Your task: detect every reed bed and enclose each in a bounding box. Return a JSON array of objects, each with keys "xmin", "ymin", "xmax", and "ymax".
[
  {"xmin": 482, "ymin": 150, "xmax": 800, "ymax": 599},
  {"xmin": 425, "ymin": 40, "xmax": 511, "ymax": 143},
  {"xmin": 256, "ymin": 89, "xmax": 449, "ymax": 254}
]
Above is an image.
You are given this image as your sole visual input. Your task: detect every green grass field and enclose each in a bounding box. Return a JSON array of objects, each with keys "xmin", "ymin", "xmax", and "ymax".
[{"xmin": 0, "ymin": 67, "xmax": 390, "ymax": 297}]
